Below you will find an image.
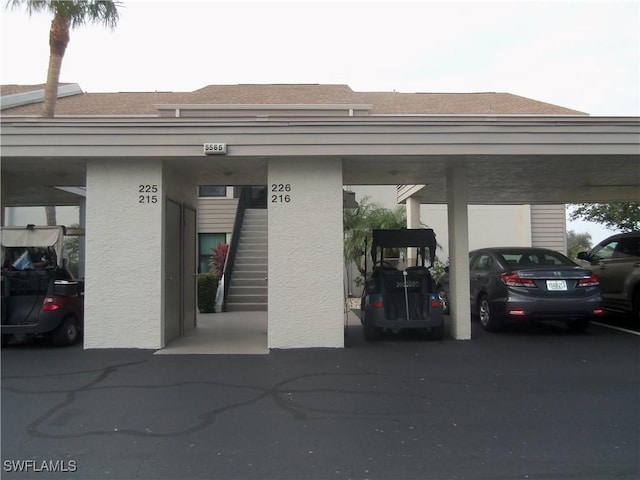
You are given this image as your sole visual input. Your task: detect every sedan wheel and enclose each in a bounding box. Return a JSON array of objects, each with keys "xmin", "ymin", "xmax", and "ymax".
[{"xmin": 478, "ymin": 296, "xmax": 501, "ymax": 332}]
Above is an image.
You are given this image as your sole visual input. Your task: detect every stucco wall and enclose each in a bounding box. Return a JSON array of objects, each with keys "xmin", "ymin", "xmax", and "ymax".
[
  {"xmin": 349, "ymin": 186, "xmax": 533, "ymax": 262},
  {"xmin": 164, "ymin": 164, "xmax": 197, "ymax": 208},
  {"xmin": 268, "ymin": 158, "xmax": 344, "ymax": 348},
  {"xmin": 84, "ymin": 160, "xmax": 163, "ymax": 349},
  {"xmin": 421, "ymin": 204, "xmax": 532, "ymax": 263}
]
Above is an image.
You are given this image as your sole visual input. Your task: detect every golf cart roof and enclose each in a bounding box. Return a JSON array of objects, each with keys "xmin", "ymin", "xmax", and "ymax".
[
  {"xmin": 1, "ymin": 225, "xmax": 66, "ymax": 267},
  {"xmin": 371, "ymin": 228, "xmax": 437, "ymax": 267}
]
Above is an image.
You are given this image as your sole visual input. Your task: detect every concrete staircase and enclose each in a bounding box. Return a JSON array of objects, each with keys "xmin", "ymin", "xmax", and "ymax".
[{"xmin": 225, "ymin": 209, "xmax": 268, "ymax": 312}]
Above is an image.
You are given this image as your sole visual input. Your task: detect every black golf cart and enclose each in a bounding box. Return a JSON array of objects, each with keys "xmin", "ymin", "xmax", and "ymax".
[
  {"xmin": 360, "ymin": 228, "xmax": 444, "ymax": 341},
  {"xmin": 1, "ymin": 225, "xmax": 83, "ymax": 347}
]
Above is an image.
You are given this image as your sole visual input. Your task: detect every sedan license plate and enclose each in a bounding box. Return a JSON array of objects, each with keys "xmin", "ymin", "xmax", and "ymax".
[{"xmin": 546, "ymin": 280, "xmax": 567, "ymax": 291}]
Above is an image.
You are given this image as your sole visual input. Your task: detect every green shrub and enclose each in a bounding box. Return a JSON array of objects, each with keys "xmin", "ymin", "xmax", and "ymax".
[{"xmin": 198, "ymin": 273, "xmax": 219, "ymax": 313}]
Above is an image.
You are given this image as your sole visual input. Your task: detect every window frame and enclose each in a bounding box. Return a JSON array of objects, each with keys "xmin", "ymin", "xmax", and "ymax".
[{"xmin": 198, "ymin": 186, "xmax": 227, "ymax": 198}]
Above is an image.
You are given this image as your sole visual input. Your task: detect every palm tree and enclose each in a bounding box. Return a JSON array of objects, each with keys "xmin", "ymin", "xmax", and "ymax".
[
  {"xmin": 344, "ymin": 197, "xmax": 407, "ymax": 280},
  {"xmin": 6, "ymin": 0, "xmax": 121, "ymax": 118},
  {"xmin": 7, "ymin": 0, "xmax": 120, "ymax": 225}
]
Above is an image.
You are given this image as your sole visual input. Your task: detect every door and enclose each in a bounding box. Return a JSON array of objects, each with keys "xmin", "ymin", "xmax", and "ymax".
[
  {"xmin": 165, "ymin": 199, "xmax": 182, "ymax": 343},
  {"xmin": 183, "ymin": 205, "xmax": 197, "ymax": 334},
  {"xmin": 588, "ymin": 238, "xmax": 620, "ymax": 295},
  {"xmin": 470, "ymin": 252, "xmax": 493, "ymax": 310},
  {"xmin": 604, "ymin": 236, "xmax": 640, "ymax": 296}
]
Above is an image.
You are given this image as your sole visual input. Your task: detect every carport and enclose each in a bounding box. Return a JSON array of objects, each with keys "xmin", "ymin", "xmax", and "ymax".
[{"xmin": 1, "ymin": 114, "xmax": 639, "ymax": 349}]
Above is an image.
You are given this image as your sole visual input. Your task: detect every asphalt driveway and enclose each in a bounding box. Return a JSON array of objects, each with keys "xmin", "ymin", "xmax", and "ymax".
[{"xmin": 2, "ymin": 320, "xmax": 639, "ymax": 480}]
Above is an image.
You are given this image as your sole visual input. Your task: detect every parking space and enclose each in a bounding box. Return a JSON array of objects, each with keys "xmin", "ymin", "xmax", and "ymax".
[
  {"xmin": 595, "ymin": 312, "xmax": 640, "ymax": 335},
  {"xmin": 2, "ymin": 314, "xmax": 638, "ymax": 480}
]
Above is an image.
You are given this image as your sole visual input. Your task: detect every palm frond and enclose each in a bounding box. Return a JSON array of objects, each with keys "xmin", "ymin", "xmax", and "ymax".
[{"xmin": 6, "ymin": 0, "xmax": 121, "ymax": 29}]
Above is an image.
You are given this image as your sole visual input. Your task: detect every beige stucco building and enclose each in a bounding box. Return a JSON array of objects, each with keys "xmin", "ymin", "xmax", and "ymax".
[{"xmin": 2, "ymin": 83, "xmax": 639, "ymax": 349}]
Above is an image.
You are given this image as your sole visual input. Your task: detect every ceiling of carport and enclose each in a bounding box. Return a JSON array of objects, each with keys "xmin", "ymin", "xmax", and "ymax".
[
  {"xmin": 2, "ymin": 152, "xmax": 638, "ymax": 207},
  {"xmin": 1, "ymin": 157, "xmax": 87, "ymax": 206},
  {"xmin": 341, "ymin": 153, "xmax": 639, "ymax": 204}
]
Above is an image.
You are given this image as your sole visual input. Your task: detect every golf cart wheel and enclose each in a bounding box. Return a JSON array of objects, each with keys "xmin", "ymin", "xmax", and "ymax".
[
  {"xmin": 51, "ymin": 316, "xmax": 80, "ymax": 347},
  {"xmin": 430, "ymin": 322, "xmax": 445, "ymax": 340},
  {"xmin": 363, "ymin": 320, "xmax": 382, "ymax": 341},
  {"xmin": 478, "ymin": 295, "xmax": 501, "ymax": 332}
]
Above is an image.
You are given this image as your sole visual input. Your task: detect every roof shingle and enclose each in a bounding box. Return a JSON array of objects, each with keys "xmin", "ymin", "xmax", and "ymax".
[{"xmin": 0, "ymin": 83, "xmax": 588, "ymax": 116}]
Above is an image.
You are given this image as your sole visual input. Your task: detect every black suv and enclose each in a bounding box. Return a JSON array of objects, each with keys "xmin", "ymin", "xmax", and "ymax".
[{"xmin": 577, "ymin": 231, "xmax": 640, "ymax": 321}]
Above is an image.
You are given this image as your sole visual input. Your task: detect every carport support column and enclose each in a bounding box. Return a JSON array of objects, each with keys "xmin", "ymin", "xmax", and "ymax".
[
  {"xmin": 268, "ymin": 158, "xmax": 344, "ymax": 348},
  {"xmin": 84, "ymin": 160, "xmax": 164, "ymax": 349},
  {"xmin": 447, "ymin": 167, "xmax": 472, "ymax": 340},
  {"xmin": 406, "ymin": 196, "xmax": 421, "ymax": 266}
]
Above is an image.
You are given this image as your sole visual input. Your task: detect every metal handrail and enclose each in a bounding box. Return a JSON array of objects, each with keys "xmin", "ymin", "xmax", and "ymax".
[{"xmin": 221, "ymin": 187, "xmax": 251, "ymax": 311}]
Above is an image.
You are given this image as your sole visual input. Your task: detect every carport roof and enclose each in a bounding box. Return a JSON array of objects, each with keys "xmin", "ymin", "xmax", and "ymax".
[
  {"xmin": 1, "ymin": 83, "xmax": 587, "ymax": 116},
  {"xmin": 1, "ymin": 84, "xmax": 638, "ymax": 208}
]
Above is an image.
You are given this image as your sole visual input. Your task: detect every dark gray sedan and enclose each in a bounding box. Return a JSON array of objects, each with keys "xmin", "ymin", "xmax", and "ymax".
[{"xmin": 439, "ymin": 247, "xmax": 604, "ymax": 332}]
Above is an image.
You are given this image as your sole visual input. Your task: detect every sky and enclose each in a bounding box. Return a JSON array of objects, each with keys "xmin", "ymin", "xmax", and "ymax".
[{"xmin": 0, "ymin": 0, "xmax": 638, "ymax": 243}]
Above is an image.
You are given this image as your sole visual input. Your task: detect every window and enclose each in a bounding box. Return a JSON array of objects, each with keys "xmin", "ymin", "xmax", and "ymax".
[
  {"xmin": 500, "ymin": 250, "xmax": 574, "ymax": 267},
  {"xmin": 199, "ymin": 186, "xmax": 226, "ymax": 198},
  {"xmin": 591, "ymin": 241, "xmax": 618, "ymax": 261},
  {"xmin": 539, "ymin": 253, "xmax": 565, "ymax": 266},
  {"xmin": 199, "ymin": 233, "xmax": 226, "ymax": 273},
  {"xmin": 616, "ymin": 237, "xmax": 640, "ymax": 258},
  {"xmin": 471, "ymin": 254, "xmax": 493, "ymax": 271}
]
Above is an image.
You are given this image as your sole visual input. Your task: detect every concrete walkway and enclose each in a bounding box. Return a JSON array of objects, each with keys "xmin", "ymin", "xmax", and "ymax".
[
  {"xmin": 158, "ymin": 308, "xmax": 356, "ymax": 355},
  {"xmin": 156, "ymin": 312, "xmax": 268, "ymax": 355}
]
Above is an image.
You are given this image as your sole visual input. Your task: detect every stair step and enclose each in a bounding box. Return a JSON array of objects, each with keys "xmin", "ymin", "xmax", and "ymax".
[
  {"xmin": 236, "ymin": 249, "xmax": 267, "ymax": 255},
  {"xmin": 227, "ymin": 293, "xmax": 267, "ymax": 303},
  {"xmin": 236, "ymin": 258, "xmax": 267, "ymax": 265},
  {"xmin": 225, "ymin": 303, "xmax": 267, "ymax": 312},
  {"xmin": 239, "ymin": 238, "xmax": 268, "ymax": 244},
  {"xmin": 226, "ymin": 209, "xmax": 269, "ymax": 312},
  {"xmin": 235, "ymin": 266, "xmax": 267, "ymax": 272},
  {"xmin": 234, "ymin": 266, "xmax": 267, "ymax": 282},
  {"xmin": 231, "ymin": 278, "xmax": 268, "ymax": 287},
  {"xmin": 228, "ymin": 286, "xmax": 267, "ymax": 295},
  {"xmin": 234, "ymin": 262, "xmax": 267, "ymax": 269},
  {"xmin": 232, "ymin": 265, "xmax": 267, "ymax": 280},
  {"xmin": 241, "ymin": 233, "xmax": 267, "ymax": 240}
]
